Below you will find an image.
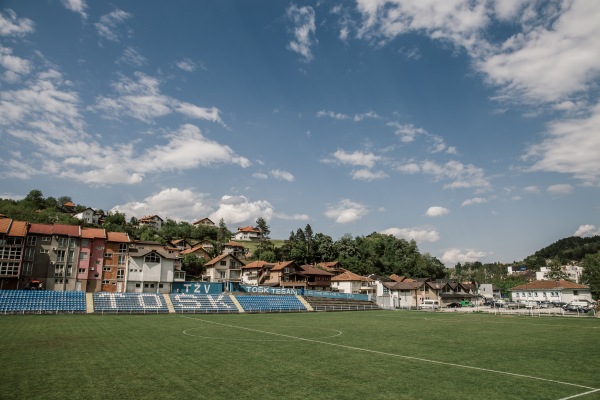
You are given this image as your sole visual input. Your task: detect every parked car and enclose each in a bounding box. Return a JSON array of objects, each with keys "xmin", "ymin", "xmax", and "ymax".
[
  {"xmin": 418, "ymin": 300, "xmax": 440, "ymax": 310},
  {"xmin": 446, "ymin": 302, "xmax": 462, "ymax": 308},
  {"xmin": 553, "ymin": 301, "xmax": 567, "ymax": 308},
  {"xmin": 564, "ymin": 304, "xmax": 590, "ymax": 313},
  {"xmin": 524, "ymin": 301, "xmax": 539, "ymax": 309},
  {"xmin": 492, "ymin": 300, "xmax": 507, "ymax": 308},
  {"xmin": 460, "ymin": 300, "xmax": 474, "ymax": 307}
]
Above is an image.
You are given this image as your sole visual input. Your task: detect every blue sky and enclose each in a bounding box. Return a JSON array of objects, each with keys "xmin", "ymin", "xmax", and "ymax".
[{"xmin": 1, "ymin": 1, "xmax": 600, "ymax": 266}]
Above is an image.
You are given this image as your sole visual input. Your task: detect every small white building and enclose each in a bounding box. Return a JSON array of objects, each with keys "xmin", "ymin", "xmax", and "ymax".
[
  {"xmin": 204, "ymin": 254, "xmax": 243, "ymax": 283},
  {"xmin": 241, "ymin": 260, "xmax": 274, "ymax": 285},
  {"xmin": 536, "ymin": 265, "xmax": 583, "ymax": 283},
  {"xmin": 330, "ymin": 270, "xmax": 374, "ymax": 294},
  {"xmin": 73, "ymin": 208, "xmax": 103, "ymax": 225},
  {"xmin": 232, "ymin": 226, "xmax": 262, "ymax": 241},
  {"xmin": 126, "ymin": 241, "xmax": 183, "ymax": 293},
  {"xmin": 509, "ymin": 279, "xmax": 593, "ymax": 304}
]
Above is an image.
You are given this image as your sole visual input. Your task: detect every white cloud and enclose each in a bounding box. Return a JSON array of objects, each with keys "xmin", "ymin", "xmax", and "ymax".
[
  {"xmin": 398, "ymin": 159, "xmax": 490, "ymax": 190},
  {"xmin": 523, "ymin": 185, "xmax": 539, "ymax": 193},
  {"xmin": 546, "ymin": 184, "xmax": 573, "ymax": 196},
  {"xmin": 176, "ymin": 58, "xmax": 198, "ymax": 72},
  {"xmin": 324, "ymin": 199, "xmax": 369, "ymax": 223},
  {"xmin": 478, "ymin": 1, "xmax": 600, "ymax": 103},
  {"xmin": 0, "ymin": 9, "xmax": 35, "ymax": 37},
  {"xmin": 574, "ymin": 224, "xmax": 600, "ymax": 237},
  {"xmin": 211, "ymin": 195, "xmax": 274, "ymax": 226},
  {"xmin": 270, "ymin": 169, "xmax": 295, "ymax": 182},
  {"xmin": 425, "ymin": 206, "xmax": 449, "ymax": 217},
  {"xmin": 117, "ymin": 47, "xmax": 147, "ymax": 67},
  {"xmin": 381, "ymin": 227, "xmax": 440, "ymax": 243},
  {"xmin": 441, "ymin": 248, "xmax": 489, "ymax": 266},
  {"xmin": 387, "ymin": 122, "xmax": 426, "ymax": 143},
  {"xmin": 0, "ymin": 70, "xmax": 249, "ymax": 184},
  {"xmin": 351, "ymin": 169, "xmax": 388, "ymax": 181},
  {"xmin": 274, "ymin": 212, "xmax": 310, "ymax": 221},
  {"xmin": 287, "ymin": 5, "xmax": 317, "ymax": 62},
  {"xmin": 317, "ymin": 109, "xmax": 380, "ymax": 122},
  {"xmin": 92, "ymin": 72, "xmax": 223, "ymax": 124},
  {"xmin": 327, "ymin": 149, "xmax": 381, "ymax": 168},
  {"xmin": 62, "ymin": 0, "xmax": 87, "ymax": 19},
  {"xmin": 525, "ymin": 102, "xmax": 600, "ymax": 185},
  {"xmin": 252, "ymin": 172, "xmax": 268, "ymax": 179},
  {"xmin": 95, "ymin": 9, "xmax": 132, "ymax": 42},
  {"xmin": 316, "ymin": 110, "xmax": 350, "ymax": 120},
  {"xmin": 0, "ymin": 46, "xmax": 32, "ymax": 81},
  {"xmin": 356, "ymin": 0, "xmax": 489, "ymax": 51},
  {"xmin": 461, "ymin": 197, "xmax": 487, "ymax": 206},
  {"xmin": 111, "ymin": 188, "xmax": 212, "ymax": 222}
]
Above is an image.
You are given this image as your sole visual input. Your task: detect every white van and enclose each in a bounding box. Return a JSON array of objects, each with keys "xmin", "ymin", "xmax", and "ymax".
[{"xmin": 418, "ymin": 299, "xmax": 440, "ymax": 310}]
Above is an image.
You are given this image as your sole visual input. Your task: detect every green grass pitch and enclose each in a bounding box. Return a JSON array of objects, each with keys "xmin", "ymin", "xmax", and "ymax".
[{"xmin": 1, "ymin": 311, "xmax": 599, "ymax": 399}]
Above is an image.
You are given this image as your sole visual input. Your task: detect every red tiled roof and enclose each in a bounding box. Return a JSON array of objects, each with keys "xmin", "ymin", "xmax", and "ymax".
[
  {"xmin": 225, "ymin": 241, "xmax": 244, "ymax": 247},
  {"xmin": 510, "ymin": 280, "xmax": 589, "ymax": 291},
  {"xmin": 28, "ymin": 223, "xmax": 54, "ymax": 235},
  {"xmin": 82, "ymin": 227, "xmax": 106, "ymax": 239},
  {"xmin": 389, "ymin": 274, "xmax": 406, "ymax": 282},
  {"xmin": 242, "ymin": 260, "xmax": 274, "ymax": 269},
  {"xmin": 271, "ymin": 261, "xmax": 295, "ymax": 271},
  {"xmin": 300, "ymin": 265, "xmax": 334, "ymax": 276},
  {"xmin": 237, "ymin": 226, "xmax": 260, "ymax": 233},
  {"xmin": 331, "ymin": 270, "xmax": 372, "ymax": 282},
  {"xmin": 205, "ymin": 253, "xmax": 242, "ymax": 267},
  {"xmin": 107, "ymin": 231, "xmax": 130, "ymax": 243},
  {"xmin": 0, "ymin": 219, "xmax": 28, "ymax": 237}
]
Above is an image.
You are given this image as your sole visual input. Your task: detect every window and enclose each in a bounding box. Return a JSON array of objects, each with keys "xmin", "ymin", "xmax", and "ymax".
[
  {"xmin": 220, "ymin": 260, "xmax": 227, "ymax": 266},
  {"xmin": 79, "ymin": 252, "xmax": 88, "ymax": 260},
  {"xmin": 23, "ymin": 262, "xmax": 33, "ymax": 276},
  {"xmin": 135, "ymin": 283, "xmax": 140, "ymax": 288},
  {"xmin": 68, "ymin": 251, "xmax": 74, "ymax": 263},
  {"xmin": 102, "ymin": 280, "xmax": 109, "ymax": 284},
  {"xmin": 104, "ymin": 253, "xmax": 112, "ymax": 258},
  {"xmin": 573, "ymin": 290, "xmax": 578, "ymax": 296},
  {"xmin": 219, "ymin": 271, "xmax": 226, "ymax": 279},
  {"xmin": 119, "ymin": 243, "xmax": 128, "ymax": 253},
  {"xmin": 96, "ymin": 246, "xmax": 103, "ymax": 250},
  {"xmin": 118, "ymin": 254, "xmax": 126, "ymax": 265},
  {"xmin": 117, "ymin": 269, "xmax": 124, "ymax": 279},
  {"xmin": 81, "ymin": 239, "xmax": 89, "ymax": 247},
  {"xmin": 26, "ymin": 236, "xmax": 37, "ymax": 246},
  {"xmin": 57, "ymin": 237, "xmax": 68, "ymax": 248},
  {"xmin": 40, "ymin": 249, "xmax": 49, "ymax": 254},
  {"xmin": 41, "ymin": 236, "xmax": 50, "ymax": 242},
  {"xmin": 103, "ymin": 267, "xmax": 111, "ymax": 272},
  {"xmin": 25, "ymin": 248, "xmax": 35, "ymax": 261},
  {"xmin": 56, "ymin": 250, "xmax": 66, "ymax": 262},
  {"xmin": 78, "ymin": 268, "xmax": 86, "ymax": 273},
  {"xmin": 145, "ymin": 253, "xmax": 160, "ymax": 263}
]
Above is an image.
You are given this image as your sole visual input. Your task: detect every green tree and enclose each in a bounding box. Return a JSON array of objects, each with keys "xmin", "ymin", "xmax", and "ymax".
[
  {"xmin": 182, "ymin": 254, "xmax": 205, "ymax": 279},
  {"xmin": 546, "ymin": 258, "xmax": 570, "ymax": 281},
  {"xmin": 581, "ymin": 252, "xmax": 600, "ymax": 300},
  {"xmin": 255, "ymin": 217, "xmax": 270, "ymax": 239}
]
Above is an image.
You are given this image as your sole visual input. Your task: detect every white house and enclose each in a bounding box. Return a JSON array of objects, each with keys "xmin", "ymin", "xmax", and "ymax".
[
  {"xmin": 204, "ymin": 254, "xmax": 243, "ymax": 284},
  {"xmin": 241, "ymin": 260, "xmax": 274, "ymax": 285},
  {"xmin": 509, "ymin": 279, "xmax": 593, "ymax": 304},
  {"xmin": 73, "ymin": 208, "xmax": 102, "ymax": 225},
  {"xmin": 232, "ymin": 226, "xmax": 262, "ymax": 241},
  {"xmin": 330, "ymin": 270, "xmax": 374, "ymax": 294},
  {"xmin": 126, "ymin": 241, "xmax": 183, "ymax": 293},
  {"xmin": 536, "ymin": 265, "xmax": 583, "ymax": 283}
]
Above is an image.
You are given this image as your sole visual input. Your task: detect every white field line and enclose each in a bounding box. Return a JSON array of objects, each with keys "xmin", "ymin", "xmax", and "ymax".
[
  {"xmin": 558, "ymin": 388, "xmax": 600, "ymax": 400},
  {"xmin": 181, "ymin": 316, "xmax": 597, "ymax": 392}
]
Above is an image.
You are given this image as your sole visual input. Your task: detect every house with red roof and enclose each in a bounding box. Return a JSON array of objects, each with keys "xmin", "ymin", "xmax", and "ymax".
[
  {"xmin": 241, "ymin": 260, "xmax": 275, "ymax": 285},
  {"xmin": 102, "ymin": 231, "xmax": 131, "ymax": 292},
  {"xmin": 0, "ymin": 218, "xmax": 28, "ymax": 290},
  {"xmin": 26, "ymin": 223, "xmax": 81, "ymax": 291},
  {"xmin": 76, "ymin": 227, "xmax": 106, "ymax": 292},
  {"xmin": 204, "ymin": 254, "xmax": 243, "ymax": 284},
  {"xmin": 193, "ymin": 217, "xmax": 215, "ymax": 226},
  {"xmin": 232, "ymin": 226, "xmax": 262, "ymax": 241},
  {"xmin": 331, "ymin": 270, "xmax": 375, "ymax": 295},
  {"xmin": 299, "ymin": 264, "xmax": 334, "ymax": 291},
  {"xmin": 137, "ymin": 215, "xmax": 164, "ymax": 230},
  {"xmin": 509, "ymin": 279, "xmax": 593, "ymax": 304},
  {"xmin": 126, "ymin": 240, "xmax": 184, "ymax": 293}
]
